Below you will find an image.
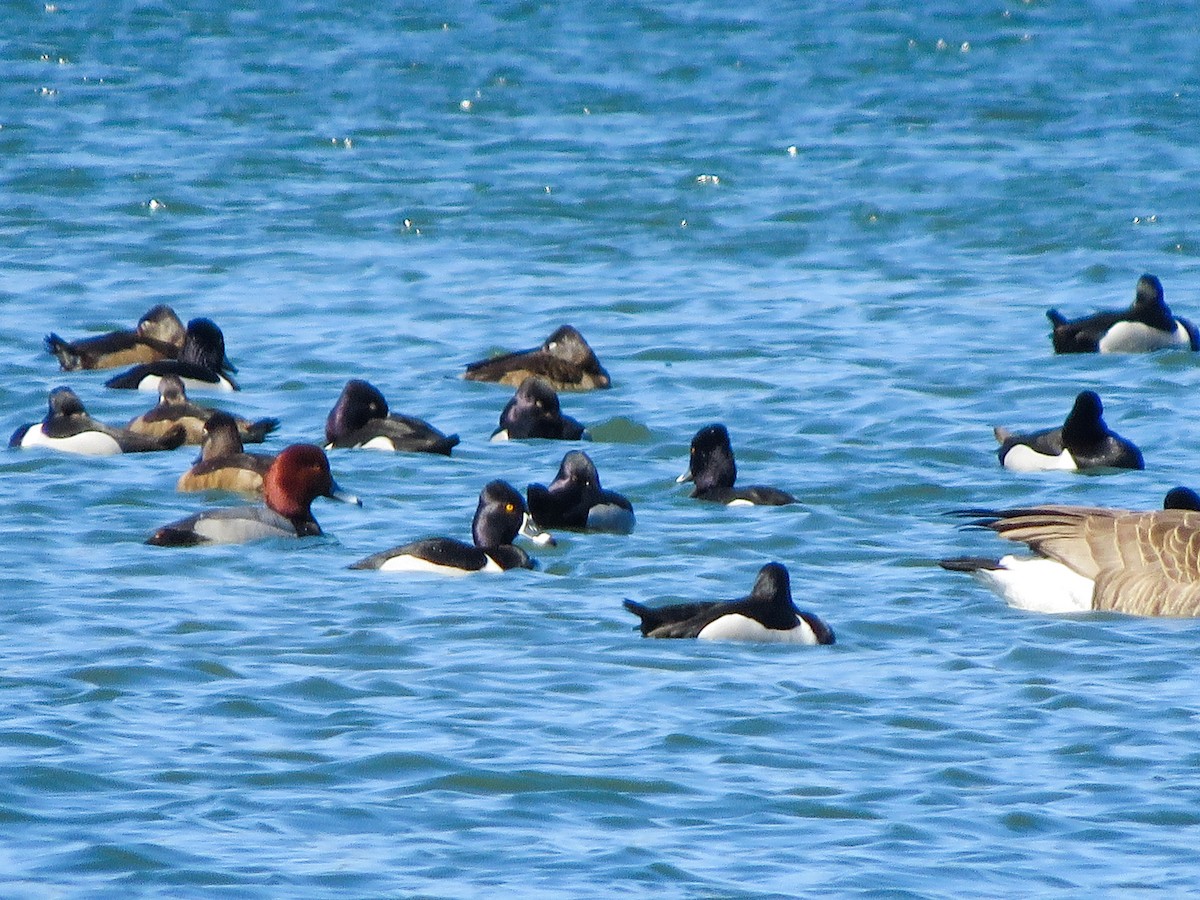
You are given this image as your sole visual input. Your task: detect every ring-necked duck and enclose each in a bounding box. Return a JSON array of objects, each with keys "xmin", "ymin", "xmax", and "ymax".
[
  {"xmin": 324, "ymin": 379, "xmax": 459, "ymax": 455},
  {"xmin": 106, "ymin": 318, "xmax": 238, "ymax": 392},
  {"xmin": 1047, "ymin": 274, "xmax": 1199, "ymax": 353},
  {"xmin": 491, "ymin": 377, "xmax": 586, "ymax": 441},
  {"xmin": 623, "ymin": 562, "xmax": 835, "ymax": 643},
  {"xmin": 128, "ymin": 375, "xmax": 278, "ymax": 445},
  {"xmin": 45, "ymin": 304, "xmax": 186, "ymax": 371},
  {"xmin": 465, "ymin": 324, "xmax": 611, "ymax": 391},
  {"xmin": 176, "ymin": 411, "xmax": 277, "ymax": 495},
  {"xmin": 527, "ymin": 450, "xmax": 634, "ymax": 533},
  {"xmin": 10, "ymin": 386, "xmax": 185, "ymax": 455},
  {"xmin": 349, "ymin": 480, "xmax": 553, "ymax": 574},
  {"xmin": 678, "ymin": 424, "xmax": 796, "ymax": 505},
  {"xmin": 994, "ymin": 390, "xmax": 1143, "ymax": 472}
]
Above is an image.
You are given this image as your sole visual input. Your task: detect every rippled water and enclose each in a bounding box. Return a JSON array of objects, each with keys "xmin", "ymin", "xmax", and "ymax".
[{"xmin": 4, "ymin": 1, "xmax": 1200, "ymax": 896}]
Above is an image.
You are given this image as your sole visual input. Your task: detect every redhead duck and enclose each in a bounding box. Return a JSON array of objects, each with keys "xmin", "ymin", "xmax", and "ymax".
[
  {"xmin": 624, "ymin": 563, "xmax": 835, "ymax": 644},
  {"xmin": 526, "ymin": 450, "xmax": 634, "ymax": 533},
  {"xmin": 106, "ymin": 318, "xmax": 238, "ymax": 392},
  {"xmin": 350, "ymin": 480, "xmax": 552, "ymax": 574},
  {"xmin": 45, "ymin": 304, "xmax": 185, "ymax": 371},
  {"xmin": 148, "ymin": 444, "xmax": 358, "ymax": 545},
  {"xmin": 10, "ymin": 386, "xmax": 185, "ymax": 455},
  {"xmin": 1048, "ymin": 274, "xmax": 1198, "ymax": 353},
  {"xmin": 994, "ymin": 390, "xmax": 1143, "ymax": 472},
  {"xmin": 176, "ymin": 411, "xmax": 276, "ymax": 495},
  {"xmin": 127, "ymin": 375, "xmax": 279, "ymax": 445},
  {"xmin": 465, "ymin": 324, "xmax": 611, "ymax": 391},
  {"xmin": 491, "ymin": 377, "xmax": 586, "ymax": 441},
  {"xmin": 324, "ymin": 379, "xmax": 458, "ymax": 455},
  {"xmin": 678, "ymin": 424, "xmax": 796, "ymax": 506}
]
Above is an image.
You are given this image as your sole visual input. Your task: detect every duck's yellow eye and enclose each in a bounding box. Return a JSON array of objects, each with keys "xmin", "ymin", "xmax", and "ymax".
[{"xmin": 505, "ymin": 503, "xmax": 515, "ymax": 513}]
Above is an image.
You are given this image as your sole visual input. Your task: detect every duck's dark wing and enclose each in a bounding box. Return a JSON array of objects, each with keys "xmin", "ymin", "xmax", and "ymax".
[
  {"xmin": 527, "ymin": 482, "xmax": 589, "ymax": 528},
  {"xmin": 465, "ymin": 351, "xmax": 609, "ymax": 391},
  {"xmin": 349, "ymin": 537, "xmax": 487, "ymax": 571},
  {"xmin": 998, "ymin": 426, "xmax": 1065, "ymax": 461},
  {"xmin": 1046, "ymin": 309, "xmax": 1125, "ymax": 354},
  {"xmin": 694, "ymin": 485, "xmax": 796, "ymax": 505},
  {"xmin": 45, "ymin": 331, "xmax": 177, "ymax": 371},
  {"xmin": 106, "ymin": 362, "xmax": 238, "ymax": 390},
  {"xmin": 622, "ymin": 599, "xmax": 728, "ymax": 638},
  {"xmin": 484, "ymin": 544, "xmax": 535, "ymax": 571},
  {"xmin": 239, "ymin": 418, "xmax": 280, "ymax": 444},
  {"xmin": 1070, "ymin": 435, "xmax": 1144, "ymax": 471},
  {"xmin": 329, "ymin": 415, "xmax": 459, "ymax": 455},
  {"xmin": 116, "ymin": 425, "xmax": 186, "ymax": 452}
]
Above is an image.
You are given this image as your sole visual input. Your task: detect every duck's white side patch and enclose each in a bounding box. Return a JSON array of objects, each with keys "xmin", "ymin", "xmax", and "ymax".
[
  {"xmin": 20, "ymin": 427, "xmax": 122, "ymax": 456},
  {"xmin": 726, "ymin": 498, "xmax": 755, "ymax": 507},
  {"xmin": 697, "ymin": 614, "xmax": 818, "ymax": 644},
  {"xmin": 376, "ymin": 554, "xmax": 502, "ymax": 574},
  {"xmin": 490, "ymin": 430, "xmax": 510, "ymax": 443},
  {"xmin": 1001, "ymin": 444, "xmax": 1078, "ymax": 472},
  {"xmin": 1098, "ymin": 320, "xmax": 1190, "ymax": 353},
  {"xmin": 184, "ymin": 375, "xmax": 236, "ymax": 393},
  {"xmin": 145, "ymin": 374, "xmax": 234, "ymax": 393},
  {"xmin": 971, "ymin": 555, "xmax": 1094, "ymax": 614},
  {"xmin": 359, "ymin": 435, "xmax": 396, "ymax": 451}
]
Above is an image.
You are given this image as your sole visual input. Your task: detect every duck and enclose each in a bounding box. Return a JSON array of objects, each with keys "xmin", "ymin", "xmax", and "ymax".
[
  {"xmin": 176, "ymin": 411, "xmax": 276, "ymax": 495},
  {"xmin": 1047, "ymin": 274, "xmax": 1199, "ymax": 353},
  {"xmin": 623, "ymin": 562, "xmax": 835, "ymax": 643},
  {"xmin": 349, "ymin": 480, "xmax": 553, "ymax": 574},
  {"xmin": 9, "ymin": 386, "xmax": 186, "ymax": 455},
  {"xmin": 1163, "ymin": 486, "xmax": 1200, "ymax": 511},
  {"xmin": 464, "ymin": 324, "xmax": 611, "ymax": 391},
  {"xmin": 45, "ymin": 304, "xmax": 186, "ymax": 371},
  {"xmin": 106, "ymin": 318, "xmax": 239, "ymax": 392},
  {"xmin": 526, "ymin": 450, "xmax": 635, "ymax": 533},
  {"xmin": 677, "ymin": 424, "xmax": 796, "ymax": 505},
  {"xmin": 324, "ymin": 379, "xmax": 459, "ymax": 455},
  {"xmin": 491, "ymin": 377, "xmax": 586, "ymax": 441},
  {"xmin": 127, "ymin": 375, "xmax": 279, "ymax": 445},
  {"xmin": 940, "ymin": 502, "xmax": 1200, "ymax": 616},
  {"xmin": 147, "ymin": 444, "xmax": 359, "ymax": 546},
  {"xmin": 994, "ymin": 390, "xmax": 1143, "ymax": 472}
]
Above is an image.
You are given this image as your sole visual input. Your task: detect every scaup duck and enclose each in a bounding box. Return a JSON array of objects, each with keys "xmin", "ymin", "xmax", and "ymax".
[
  {"xmin": 10, "ymin": 386, "xmax": 186, "ymax": 455},
  {"xmin": 678, "ymin": 424, "xmax": 796, "ymax": 505},
  {"xmin": 46, "ymin": 304, "xmax": 186, "ymax": 371},
  {"xmin": 324, "ymin": 379, "xmax": 459, "ymax": 455},
  {"xmin": 176, "ymin": 411, "xmax": 276, "ymax": 495},
  {"xmin": 994, "ymin": 390, "xmax": 1143, "ymax": 472},
  {"xmin": 940, "ymin": 503, "xmax": 1200, "ymax": 616},
  {"xmin": 491, "ymin": 377, "xmax": 586, "ymax": 441},
  {"xmin": 1047, "ymin": 274, "xmax": 1199, "ymax": 353},
  {"xmin": 127, "ymin": 375, "xmax": 278, "ymax": 445},
  {"xmin": 147, "ymin": 444, "xmax": 358, "ymax": 546},
  {"xmin": 465, "ymin": 324, "xmax": 611, "ymax": 391},
  {"xmin": 526, "ymin": 450, "xmax": 635, "ymax": 533},
  {"xmin": 106, "ymin": 318, "xmax": 238, "ymax": 392},
  {"xmin": 623, "ymin": 562, "xmax": 835, "ymax": 643},
  {"xmin": 349, "ymin": 480, "xmax": 552, "ymax": 574}
]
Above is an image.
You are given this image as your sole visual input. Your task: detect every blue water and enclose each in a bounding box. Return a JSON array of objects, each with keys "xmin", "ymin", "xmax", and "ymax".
[{"xmin": 4, "ymin": 1, "xmax": 1200, "ymax": 895}]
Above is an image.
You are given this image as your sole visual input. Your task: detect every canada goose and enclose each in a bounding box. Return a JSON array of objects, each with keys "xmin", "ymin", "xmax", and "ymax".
[{"xmin": 940, "ymin": 502, "xmax": 1200, "ymax": 617}]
